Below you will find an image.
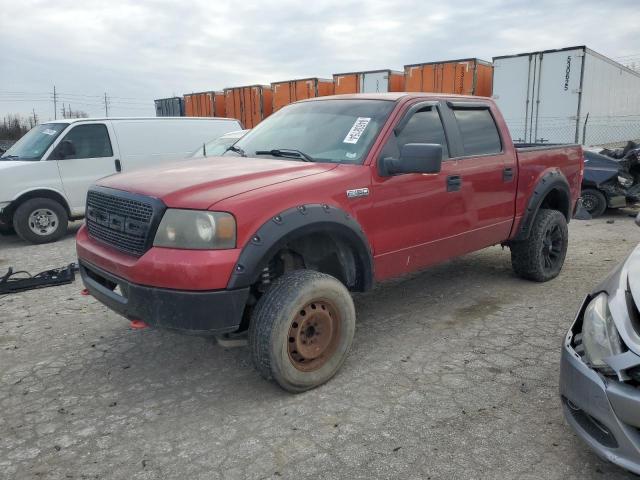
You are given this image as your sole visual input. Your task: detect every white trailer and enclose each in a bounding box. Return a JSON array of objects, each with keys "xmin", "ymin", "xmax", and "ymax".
[{"xmin": 492, "ymin": 46, "xmax": 640, "ymax": 146}]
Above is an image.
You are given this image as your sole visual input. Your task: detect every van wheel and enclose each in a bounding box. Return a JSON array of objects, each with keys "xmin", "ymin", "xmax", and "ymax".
[
  {"xmin": 581, "ymin": 189, "xmax": 607, "ymax": 218},
  {"xmin": 249, "ymin": 270, "xmax": 356, "ymax": 393},
  {"xmin": 13, "ymin": 198, "xmax": 68, "ymax": 244},
  {"xmin": 510, "ymin": 209, "xmax": 568, "ymax": 282}
]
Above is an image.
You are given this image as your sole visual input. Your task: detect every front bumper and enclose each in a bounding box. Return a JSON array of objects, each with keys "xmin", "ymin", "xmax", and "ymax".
[
  {"xmin": 560, "ymin": 299, "xmax": 640, "ymax": 475},
  {"xmin": 80, "ymin": 260, "xmax": 249, "ymax": 335}
]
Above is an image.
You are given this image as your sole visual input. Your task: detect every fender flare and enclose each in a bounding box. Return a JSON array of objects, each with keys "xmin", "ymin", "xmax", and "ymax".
[
  {"xmin": 226, "ymin": 204, "xmax": 374, "ymax": 291},
  {"xmin": 512, "ymin": 170, "xmax": 572, "ymax": 242}
]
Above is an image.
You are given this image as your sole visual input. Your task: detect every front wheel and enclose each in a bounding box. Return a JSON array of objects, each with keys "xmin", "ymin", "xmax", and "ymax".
[
  {"xmin": 249, "ymin": 270, "xmax": 356, "ymax": 393},
  {"xmin": 580, "ymin": 188, "xmax": 607, "ymax": 218},
  {"xmin": 13, "ymin": 198, "xmax": 68, "ymax": 244},
  {"xmin": 510, "ymin": 209, "xmax": 568, "ymax": 282}
]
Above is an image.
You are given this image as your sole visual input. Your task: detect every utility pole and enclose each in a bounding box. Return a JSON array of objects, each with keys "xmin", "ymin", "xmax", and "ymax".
[
  {"xmin": 32, "ymin": 108, "xmax": 38, "ymax": 126},
  {"xmin": 53, "ymin": 85, "xmax": 58, "ymax": 120},
  {"xmin": 104, "ymin": 92, "xmax": 109, "ymax": 117}
]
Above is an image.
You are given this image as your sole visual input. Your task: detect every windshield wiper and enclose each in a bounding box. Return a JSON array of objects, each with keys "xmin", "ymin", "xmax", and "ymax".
[
  {"xmin": 225, "ymin": 145, "xmax": 246, "ymax": 157},
  {"xmin": 255, "ymin": 148, "xmax": 315, "ymax": 162},
  {"xmin": 0, "ymin": 155, "xmax": 19, "ymax": 160}
]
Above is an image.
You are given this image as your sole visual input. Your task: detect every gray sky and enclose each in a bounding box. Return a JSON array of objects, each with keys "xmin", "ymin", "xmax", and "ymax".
[{"xmin": 1, "ymin": 0, "xmax": 639, "ymax": 121}]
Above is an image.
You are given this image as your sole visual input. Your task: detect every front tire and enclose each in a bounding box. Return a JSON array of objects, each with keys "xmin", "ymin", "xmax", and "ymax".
[
  {"xmin": 580, "ymin": 188, "xmax": 607, "ymax": 218},
  {"xmin": 13, "ymin": 198, "xmax": 68, "ymax": 244},
  {"xmin": 510, "ymin": 209, "xmax": 568, "ymax": 282},
  {"xmin": 249, "ymin": 270, "xmax": 356, "ymax": 393}
]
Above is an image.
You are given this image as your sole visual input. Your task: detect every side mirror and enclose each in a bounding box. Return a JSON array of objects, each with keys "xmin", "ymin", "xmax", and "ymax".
[
  {"xmin": 380, "ymin": 143, "xmax": 443, "ymax": 176},
  {"xmin": 53, "ymin": 140, "xmax": 76, "ymax": 159}
]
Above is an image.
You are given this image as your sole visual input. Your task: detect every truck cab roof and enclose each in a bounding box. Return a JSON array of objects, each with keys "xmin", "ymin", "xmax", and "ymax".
[{"xmin": 298, "ymin": 92, "xmax": 492, "ymax": 102}]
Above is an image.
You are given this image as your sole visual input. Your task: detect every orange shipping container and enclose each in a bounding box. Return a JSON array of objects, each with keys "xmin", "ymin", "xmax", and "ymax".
[
  {"xmin": 184, "ymin": 91, "xmax": 227, "ymax": 117},
  {"xmin": 271, "ymin": 78, "xmax": 334, "ymax": 111},
  {"xmin": 404, "ymin": 58, "xmax": 493, "ymax": 97},
  {"xmin": 224, "ymin": 85, "xmax": 273, "ymax": 129},
  {"xmin": 333, "ymin": 69, "xmax": 404, "ymax": 94}
]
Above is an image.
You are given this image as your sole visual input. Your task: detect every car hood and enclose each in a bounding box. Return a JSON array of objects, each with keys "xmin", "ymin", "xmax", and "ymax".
[
  {"xmin": 626, "ymin": 244, "xmax": 640, "ymax": 313},
  {"xmin": 97, "ymin": 156, "xmax": 338, "ymax": 209},
  {"xmin": 597, "ymin": 243, "xmax": 640, "ymax": 356}
]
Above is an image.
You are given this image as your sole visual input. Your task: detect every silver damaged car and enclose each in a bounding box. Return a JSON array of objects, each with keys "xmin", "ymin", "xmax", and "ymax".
[{"xmin": 561, "ymin": 223, "xmax": 640, "ymax": 474}]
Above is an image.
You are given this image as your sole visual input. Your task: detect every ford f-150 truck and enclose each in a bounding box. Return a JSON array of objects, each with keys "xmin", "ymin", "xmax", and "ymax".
[{"xmin": 76, "ymin": 93, "xmax": 583, "ymax": 392}]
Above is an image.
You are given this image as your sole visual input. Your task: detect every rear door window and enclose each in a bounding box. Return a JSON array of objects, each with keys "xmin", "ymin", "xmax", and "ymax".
[
  {"xmin": 57, "ymin": 124, "xmax": 113, "ymax": 159},
  {"xmin": 452, "ymin": 108, "xmax": 502, "ymax": 156}
]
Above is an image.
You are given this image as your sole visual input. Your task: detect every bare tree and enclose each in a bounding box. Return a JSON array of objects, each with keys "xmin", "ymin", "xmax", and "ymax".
[{"xmin": 0, "ymin": 114, "xmax": 31, "ymax": 140}]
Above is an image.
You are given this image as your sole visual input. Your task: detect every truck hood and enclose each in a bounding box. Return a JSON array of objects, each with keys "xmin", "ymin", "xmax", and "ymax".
[{"xmin": 97, "ymin": 156, "xmax": 338, "ymax": 209}]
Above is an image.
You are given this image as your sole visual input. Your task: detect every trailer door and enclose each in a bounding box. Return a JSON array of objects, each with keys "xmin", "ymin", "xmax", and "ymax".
[
  {"xmin": 493, "ymin": 55, "xmax": 534, "ymax": 143},
  {"xmin": 360, "ymin": 71, "xmax": 389, "ymax": 93},
  {"xmin": 532, "ymin": 49, "xmax": 583, "ymax": 143}
]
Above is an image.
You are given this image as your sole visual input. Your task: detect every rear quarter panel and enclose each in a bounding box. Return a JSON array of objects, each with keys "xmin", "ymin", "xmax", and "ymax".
[{"xmin": 511, "ymin": 145, "xmax": 583, "ymax": 237}]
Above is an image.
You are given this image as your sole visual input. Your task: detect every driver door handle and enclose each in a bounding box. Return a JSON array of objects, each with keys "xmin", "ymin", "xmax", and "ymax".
[
  {"xmin": 115, "ymin": 159, "xmax": 121, "ymax": 172},
  {"xmin": 447, "ymin": 175, "xmax": 462, "ymax": 192}
]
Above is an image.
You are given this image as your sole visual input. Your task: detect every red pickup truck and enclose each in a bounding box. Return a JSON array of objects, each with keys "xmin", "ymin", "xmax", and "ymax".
[{"xmin": 77, "ymin": 93, "xmax": 583, "ymax": 392}]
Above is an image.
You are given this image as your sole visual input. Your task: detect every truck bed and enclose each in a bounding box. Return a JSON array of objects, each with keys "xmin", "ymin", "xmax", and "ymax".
[{"xmin": 511, "ymin": 143, "xmax": 584, "ymax": 238}]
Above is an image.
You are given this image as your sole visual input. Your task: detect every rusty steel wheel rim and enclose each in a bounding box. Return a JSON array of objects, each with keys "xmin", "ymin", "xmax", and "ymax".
[{"xmin": 287, "ymin": 299, "xmax": 341, "ymax": 372}]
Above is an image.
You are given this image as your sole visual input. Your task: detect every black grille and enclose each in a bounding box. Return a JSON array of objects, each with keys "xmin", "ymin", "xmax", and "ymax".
[{"xmin": 86, "ymin": 188, "xmax": 160, "ymax": 256}]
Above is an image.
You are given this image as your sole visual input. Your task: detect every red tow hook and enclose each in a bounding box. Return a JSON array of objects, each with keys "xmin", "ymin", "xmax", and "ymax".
[
  {"xmin": 129, "ymin": 319, "xmax": 149, "ymax": 330},
  {"xmin": 80, "ymin": 288, "xmax": 90, "ymax": 296}
]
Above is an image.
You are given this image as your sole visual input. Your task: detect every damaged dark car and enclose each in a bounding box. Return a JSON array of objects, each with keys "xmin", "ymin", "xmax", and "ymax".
[{"xmin": 582, "ymin": 141, "xmax": 640, "ymax": 217}]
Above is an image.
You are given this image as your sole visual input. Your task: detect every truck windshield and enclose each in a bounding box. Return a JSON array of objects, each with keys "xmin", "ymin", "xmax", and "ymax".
[
  {"xmin": 0, "ymin": 123, "xmax": 67, "ymax": 161},
  {"xmin": 223, "ymin": 99, "xmax": 395, "ymax": 164}
]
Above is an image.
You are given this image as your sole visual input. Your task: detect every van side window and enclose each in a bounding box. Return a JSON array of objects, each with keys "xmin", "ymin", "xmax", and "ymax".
[
  {"xmin": 381, "ymin": 107, "xmax": 449, "ymax": 159},
  {"xmin": 452, "ymin": 109, "xmax": 502, "ymax": 156},
  {"xmin": 57, "ymin": 124, "xmax": 113, "ymax": 160}
]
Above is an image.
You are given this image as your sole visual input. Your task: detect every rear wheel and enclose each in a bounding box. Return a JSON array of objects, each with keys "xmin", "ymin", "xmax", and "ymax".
[
  {"xmin": 581, "ymin": 189, "xmax": 607, "ymax": 218},
  {"xmin": 249, "ymin": 270, "xmax": 356, "ymax": 393},
  {"xmin": 510, "ymin": 209, "xmax": 568, "ymax": 282},
  {"xmin": 13, "ymin": 198, "xmax": 68, "ymax": 244}
]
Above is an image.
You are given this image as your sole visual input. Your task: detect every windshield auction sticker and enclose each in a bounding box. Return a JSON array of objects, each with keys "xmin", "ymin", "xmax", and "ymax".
[
  {"xmin": 343, "ymin": 117, "xmax": 371, "ymax": 144},
  {"xmin": 42, "ymin": 129, "xmax": 57, "ymax": 135}
]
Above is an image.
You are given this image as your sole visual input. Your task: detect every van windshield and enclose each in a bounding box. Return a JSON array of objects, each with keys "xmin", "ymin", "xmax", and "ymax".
[
  {"xmin": 0, "ymin": 123, "xmax": 67, "ymax": 161},
  {"xmin": 223, "ymin": 99, "xmax": 394, "ymax": 164}
]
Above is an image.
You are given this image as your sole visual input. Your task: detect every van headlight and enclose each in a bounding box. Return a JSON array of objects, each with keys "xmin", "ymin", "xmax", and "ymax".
[
  {"xmin": 153, "ymin": 209, "xmax": 236, "ymax": 249},
  {"xmin": 582, "ymin": 293, "xmax": 624, "ymax": 369}
]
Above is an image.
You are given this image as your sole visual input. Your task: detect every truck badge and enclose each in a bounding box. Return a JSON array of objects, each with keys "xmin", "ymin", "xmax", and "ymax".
[{"xmin": 346, "ymin": 188, "xmax": 369, "ymax": 199}]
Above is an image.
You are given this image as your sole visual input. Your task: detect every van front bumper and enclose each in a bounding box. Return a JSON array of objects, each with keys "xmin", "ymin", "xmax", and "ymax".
[{"xmin": 79, "ymin": 260, "xmax": 249, "ymax": 335}]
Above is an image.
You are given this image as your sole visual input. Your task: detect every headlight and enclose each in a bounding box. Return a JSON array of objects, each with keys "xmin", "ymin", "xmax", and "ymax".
[
  {"xmin": 618, "ymin": 175, "xmax": 633, "ymax": 188},
  {"xmin": 582, "ymin": 293, "xmax": 624, "ymax": 369},
  {"xmin": 153, "ymin": 209, "xmax": 236, "ymax": 249}
]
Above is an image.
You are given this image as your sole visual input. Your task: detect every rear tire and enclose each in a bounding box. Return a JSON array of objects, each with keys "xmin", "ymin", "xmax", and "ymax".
[
  {"xmin": 249, "ymin": 270, "xmax": 356, "ymax": 393},
  {"xmin": 13, "ymin": 198, "xmax": 68, "ymax": 244},
  {"xmin": 580, "ymin": 188, "xmax": 607, "ymax": 218},
  {"xmin": 510, "ymin": 209, "xmax": 568, "ymax": 282}
]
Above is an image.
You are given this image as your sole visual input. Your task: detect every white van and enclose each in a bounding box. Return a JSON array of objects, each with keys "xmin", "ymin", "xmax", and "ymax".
[{"xmin": 0, "ymin": 117, "xmax": 242, "ymax": 243}]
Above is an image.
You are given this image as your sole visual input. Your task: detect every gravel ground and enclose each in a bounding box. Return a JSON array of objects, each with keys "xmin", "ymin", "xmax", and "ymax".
[{"xmin": 1, "ymin": 211, "xmax": 639, "ymax": 480}]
